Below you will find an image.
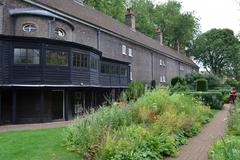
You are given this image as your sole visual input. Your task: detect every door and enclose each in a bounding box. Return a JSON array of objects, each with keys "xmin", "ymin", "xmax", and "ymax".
[{"xmin": 51, "ymin": 90, "xmax": 64, "ymax": 120}]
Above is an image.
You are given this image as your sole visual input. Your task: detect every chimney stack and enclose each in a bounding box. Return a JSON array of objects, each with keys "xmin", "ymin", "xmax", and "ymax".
[
  {"xmin": 125, "ymin": 8, "xmax": 135, "ymax": 31},
  {"xmin": 154, "ymin": 26, "xmax": 163, "ymax": 45}
]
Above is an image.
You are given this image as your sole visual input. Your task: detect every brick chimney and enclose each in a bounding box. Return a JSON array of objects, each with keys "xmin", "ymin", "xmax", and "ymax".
[
  {"xmin": 154, "ymin": 26, "xmax": 163, "ymax": 45},
  {"xmin": 125, "ymin": 8, "xmax": 135, "ymax": 31}
]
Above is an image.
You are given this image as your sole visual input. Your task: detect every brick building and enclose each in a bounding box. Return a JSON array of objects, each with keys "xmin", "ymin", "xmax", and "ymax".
[{"xmin": 0, "ymin": 0, "xmax": 198, "ymax": 124}]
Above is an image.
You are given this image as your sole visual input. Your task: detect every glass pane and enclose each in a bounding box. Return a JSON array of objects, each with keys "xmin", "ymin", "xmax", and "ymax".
[
  {"xmin": 46, "ymin": 50, "xmax": 68, "ymax": 66},
  {"xmin": 14, "ymin": 48, "xmax": 39, "ymax": 64}
]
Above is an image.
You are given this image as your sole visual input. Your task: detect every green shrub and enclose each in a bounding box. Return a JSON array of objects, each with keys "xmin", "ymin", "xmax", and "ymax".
[
  {"xmin": 171, "ymin": 76, "xmax": 186, "ymax": 86},
  {"xmin": 65, "ymin": 88, "xmax": 214, "ymax": 159},
  {"xmin": 186, "ymin": 91, "xmax": 224, "ymax": 110},
  {"xmin": 169, "ymin": 82, "xmax": 188, "ymax": 95},
  {"xmin": 196, "ymin": 79, "xmax": 208, "ymax": 91},
  {"xmin": 204, "ymin": 74, "xmax": 222, "ymax": 89},
  {"xmin": 210, "ymin": 136, "xmax": 240, "ymax": 160},
  {"xmin": 151, "ymin": 80, "xmax": 156, "ymax": 89},
  {"xmin": 126, "ymin": 80, "xmax": 145, "ymax": 101},
  {"xmin": 185, "ymin": 72, "xmax": 204, "ymax": 89},
  {"xmin": 225, "ymin": 79, "xmax": 238, "ymax": 88},
  {"xmin": 64, "ymin": 106, "xmax": 132, "ymax": 157},
  {"xmin": 210, "ymin": 101, "xmax": 240, "ymax": 160}
]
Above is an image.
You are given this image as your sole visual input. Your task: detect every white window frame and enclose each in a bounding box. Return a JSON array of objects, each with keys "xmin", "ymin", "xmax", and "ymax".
[
  {"xmin": 128, "ymin": 48, "xmax": 133, "ymax": 57},
  {"xmin": 163, "ymin": 60, "xmax": 166, "ymax": 66},
  {"xmin": 122, "ymin": 45, "xmax": 127, "ymax": 55},
  {"xmin": 163, "ymin": 75, "xmax": 166, "ymax": 82},
  {"xmin": 160, "ymin": 75, "xmax": 163, "ymax": 82},
  {"xmin": 180, "ymin": 65, "xmax": 184, "ymax": 71},
  {"xmin": 160, "ymin": 59, "xmax": 162, "ymax": 66},
  {"xmin": 22, "ymin": 23, "xmax": 37, "ymax": 33}
]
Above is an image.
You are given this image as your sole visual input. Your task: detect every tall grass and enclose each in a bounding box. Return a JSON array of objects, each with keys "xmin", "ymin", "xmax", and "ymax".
[
  {"xmin": 65, "ymin": 87, "xmax": 214, "ymax": 159},
  {"xmin": 210, "ymin": 101, "xmax": 240, "ymax": 160}
]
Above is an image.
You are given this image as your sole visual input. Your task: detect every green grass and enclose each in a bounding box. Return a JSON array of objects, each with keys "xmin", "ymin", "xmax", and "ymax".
[{"xmin": 0, "ymin": 127, "xmax": 80, "ymax": 160}]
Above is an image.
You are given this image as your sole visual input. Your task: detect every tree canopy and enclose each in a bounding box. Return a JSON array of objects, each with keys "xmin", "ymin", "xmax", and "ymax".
[
  {"xmin": 83, "ymin": 0, "xmax": 199, "ymax": 55},
  {"xmin": 192, "ymin": 28, "xmax": 240, "ymax": 77}
]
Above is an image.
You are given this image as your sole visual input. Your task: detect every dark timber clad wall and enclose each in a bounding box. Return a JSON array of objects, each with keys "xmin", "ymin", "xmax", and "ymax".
[{"xmin": 0, "ymin": 36, "xmax": 130, "ymax": 87}]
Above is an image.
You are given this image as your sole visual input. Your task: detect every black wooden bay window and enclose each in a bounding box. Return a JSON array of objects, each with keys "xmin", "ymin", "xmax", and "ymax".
[
  {"xmin": 100, "ymin": 63, "xmax": 110, "ymax": 74},
  {"xmin": 73, "ymin": 52, "xmax": 89, "ymax": 68},
  {"xmin": 14, "ymin": 48, "xmax": 40, "ymax": 64},
  {"xmin": 90, "ymin": 57, "xmax": 98, "ymax": 70},
  {"xmin": 120, "ymin": 67, "xmax": 127, "ymax": 76},
  {"xmin": 112, "ymin": 65, "xmax": 120, "ymax": 75},
  {"xmin": 46, "ymin": 50, "xmax": 68, "ymax": 66}
]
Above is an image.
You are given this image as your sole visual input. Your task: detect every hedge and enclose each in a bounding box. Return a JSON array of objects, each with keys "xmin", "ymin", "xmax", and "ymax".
[
  {"xmin": 171, "ymin": 76, "xmax": 185, "ymax": 86},
  {"xmin": 196, "ymin": 79, "xmax": 208, "ymax": 91},
  {"xmin": 185, "ymin": 91, "xmax": 224, "ymax": 110}
]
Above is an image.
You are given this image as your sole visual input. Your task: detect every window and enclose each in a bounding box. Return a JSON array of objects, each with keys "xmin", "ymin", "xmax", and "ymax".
[
  {"xmin": 46, "ymin": 50, "xmax": 68, "ymax": 66},
  {"xmin": 130, "ymin": 71, "xmax": 133, "ymax": 80},
  {"xmin": 163, "ymin": 75, "xmax": 166, "ymax": 82},
  {"xmin": 73, "ymin": 52, "xmax": 89, "ymax": 68},
  {"xmin": 22, "ymin": 23, "xmax": 37, "ymax": 32},
  {"xmin": 14, "ymin": 48, "xmax": 40, "ymax": 64},
  {"xmin": 122, "ymin": 45, "xmax": 126, "ymax": 55},
  {"xmin": 160, "ymin": 59, "xmax": 166, "ymax": 66},
  {"xmin": 101, "ymin": 63, "xmax": 110, "ymax": 74},
  {"xmin": 120, "ymin": 67, "xmax": 127, "ymax": 76},
  {"xmin": 112, "ymin": 65, "xmax": 120, "ymax": 75},
  {"xmin": 160, "ymin": 75, "xmax": 166, "ymax": 83},
  {"xmin": 55, "ymin": 28, "xmax": 66, "ymax": 37},
  {"xmin": 128, "ymin": 48, "xmax": 133, "ymax": 57},
  {"xmin": 90, "ymin": 57, "xmax": 98, "ymax": 70}
]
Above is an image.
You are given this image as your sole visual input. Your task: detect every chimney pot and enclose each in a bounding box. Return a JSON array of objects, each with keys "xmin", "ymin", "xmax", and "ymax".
[
  {"xmin": 125, "ymin": 8, "xmax": 135, "ymax": 31},
  {"xmin": 127, "ymin": 8, "xmax": 134, "ymax": 15},
  {"xmin": 154, "ymin": 26, "xmax": 163, "ymax": 45}
]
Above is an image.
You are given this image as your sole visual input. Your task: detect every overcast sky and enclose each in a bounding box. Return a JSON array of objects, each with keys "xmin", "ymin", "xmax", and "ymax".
[{"xmin": 153, "ymin": 0, "xmax": 240, "ymax": 35}]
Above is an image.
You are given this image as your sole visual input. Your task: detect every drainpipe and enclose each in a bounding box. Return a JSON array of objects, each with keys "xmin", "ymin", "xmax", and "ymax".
[
  {"xmin": 48, "ymin": 17, "xmax": 56, "ymax": 38},
  {"xmin": 97, "ymin": 29, "xmax": 100, "ymax": 50},
  {"xmin": 151, "ymin": 52, "xmax": 154, "ymax": 81}
]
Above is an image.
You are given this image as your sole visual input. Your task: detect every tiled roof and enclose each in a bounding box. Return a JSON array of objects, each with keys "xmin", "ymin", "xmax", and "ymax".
[{"xmin": 29, "ymin": 0, "xmax": 198, "ymax": 67}]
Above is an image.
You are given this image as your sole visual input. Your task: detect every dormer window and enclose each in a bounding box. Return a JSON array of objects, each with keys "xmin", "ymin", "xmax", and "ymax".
[
  {"xmin": 22, "ymin": 23, "xmax": 37, "ymax": 33},
  {"xmin": 55, "ymin": 28, "xmax": 66, "ymax": 37}
]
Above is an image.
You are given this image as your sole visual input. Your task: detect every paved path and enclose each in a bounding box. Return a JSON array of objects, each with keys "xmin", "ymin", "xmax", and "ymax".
[
  {"xmin": 165, "ymin": 104, "xmax": 229, "ymax": 160},
  {"xmin": 0, "ymin": 121, "xmax": 71, "ymax": 133}
]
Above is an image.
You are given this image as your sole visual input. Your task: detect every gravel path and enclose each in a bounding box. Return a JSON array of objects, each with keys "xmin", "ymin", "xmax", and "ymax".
[
  {"xmin": 165, "ymin": 104, "xmax": 229, "ymax": 160},
  {"xmin": 0, "ymin": 121, "xmax": 71, "ymax": 133}
]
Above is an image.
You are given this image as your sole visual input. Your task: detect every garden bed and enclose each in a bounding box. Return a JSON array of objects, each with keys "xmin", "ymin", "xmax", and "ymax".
[{"xmin": 65, "ymin": 88, "xmax": 215, "ymax": 159}]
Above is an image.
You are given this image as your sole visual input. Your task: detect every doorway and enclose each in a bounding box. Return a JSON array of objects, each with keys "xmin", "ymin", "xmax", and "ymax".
[{"xmin": 51, "ymin": 90, "xmax": 64, "ymax": 120}]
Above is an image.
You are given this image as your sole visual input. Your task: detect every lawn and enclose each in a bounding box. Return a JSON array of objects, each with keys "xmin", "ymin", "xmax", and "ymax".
[{"xmin": 0, "ymin": 127, "xmax": 80, "ymax": 160}]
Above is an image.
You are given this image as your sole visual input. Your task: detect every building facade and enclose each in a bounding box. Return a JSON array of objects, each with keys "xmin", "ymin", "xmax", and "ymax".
[{"xmin": 0, "ymin": 0, "xmax": 198, "ymax": 124}]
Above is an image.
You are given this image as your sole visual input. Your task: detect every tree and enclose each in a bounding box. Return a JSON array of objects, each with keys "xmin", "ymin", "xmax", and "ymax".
[
  {"xmin": 84, "ymin": 0, "xmax": 127, "ymax": 22},
  {"xmin": 192, "ymin": 28, "xmax": 240, "ymax": 76},
  {"xmin": 83, "ymin": 0, "xmax": 199, "ymax": 55},
  {"xmin": 153, "ymin": 1, "xmax": 199, "ymax": 53},
  {"xmin": 132, "ymin": 0, "xmax": 155, "ymax": 37}
]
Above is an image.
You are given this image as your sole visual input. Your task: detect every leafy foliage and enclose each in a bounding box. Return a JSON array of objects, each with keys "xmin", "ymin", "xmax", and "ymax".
[
  {"xmin": 186, "ymin": 91, "xmax": 224, "ymax": 110},
  {"xmin": 126, "ymin": 80, "xmax": 145, "ymax": 101},
  {"xmin": 171, "ymin": 76, "xmax": 186, "ymax": 86},
  {"xmin": 196, "ymin": 79, "xmax": 208, "ymax": 91},
  {"xmin": 84, "ymin": 0, "xmax": 199, "ymax": 54},
  {"xmin": 210, "ymin": 102, "xmax": 240, "ymax": 160},
  {"xmin": 225, "ymin": 79, "xmax": 238, "ymax": 88},
  {"xmin": 192, "ymin": 28, "xmax": 240, "ymax": 76},
  {"xmin": 65, "ymin": 88, "xmax": 214, "ymax": 159}
]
